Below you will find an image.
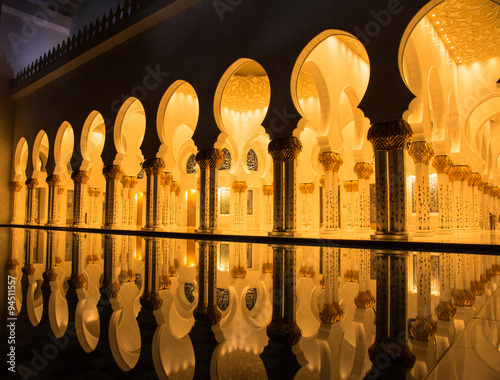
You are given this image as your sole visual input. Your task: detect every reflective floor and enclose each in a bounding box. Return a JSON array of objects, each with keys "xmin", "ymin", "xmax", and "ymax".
[{"xmin": 2, "ymin": 227, "xmax": 500, "ymax": 379}]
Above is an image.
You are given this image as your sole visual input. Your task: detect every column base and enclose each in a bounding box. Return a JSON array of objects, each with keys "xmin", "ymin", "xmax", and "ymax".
[
  {"xmin": 195, "ymin": 227, "xmax": 221, "ymax": 234},
  {"xmin": 72, "ymin": 223, "xmax": 88, "ymax": 228},
  {"xmin": 320, "ymin": 228, "xmax": 341, "ymax": 235},
  {"xmin": 142, "ymin": 226, "xmax": 165, "ymax": 232},
  {"xmin": 436, "ymin": 229, "xmax": 453, "ymax": 235},
  {"xmin": 269, "ymin": 230, "xmax": 301, "ymax": 237},
  {"xmin": 471, "ymin": 227, "xmax": 482, "ymax": 232},
  {"xmin": 370, "ymin": 232, "xmax": 411, "ymax": 241},
  {"xmin": 102, "ymin": 225, "xmax": 123, "ymax": 230},
  {"xmin": 413, "ymin": 231, "xmax": 435, "ymax": 237},
  {"xmin": 355, "ymin": 227, "xmax": 373, "ymax": 233}
]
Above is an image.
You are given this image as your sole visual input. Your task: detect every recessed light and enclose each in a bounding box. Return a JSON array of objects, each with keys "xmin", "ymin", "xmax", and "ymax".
[{"xmin": 432, "ymin": 14, "xmax": 436, "ymax": 17}]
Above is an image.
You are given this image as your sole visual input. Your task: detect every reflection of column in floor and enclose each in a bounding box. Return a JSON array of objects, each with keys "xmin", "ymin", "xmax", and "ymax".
[
  {"xmin": 410, "ymin": 252, "xmax": 437, "ymax": 378},
  {"xmin": 367, "ymin": 251, "xmax": 415, "ymax": 379},
  {"xmin": 350, "ymin": 249, "xmax": 375, "ymax": 380}
]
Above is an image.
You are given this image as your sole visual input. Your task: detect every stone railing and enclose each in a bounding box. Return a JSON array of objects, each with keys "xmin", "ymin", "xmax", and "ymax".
[{"xmin": 13, "ymin": 0, "xmax": 167, "ymax": 88}]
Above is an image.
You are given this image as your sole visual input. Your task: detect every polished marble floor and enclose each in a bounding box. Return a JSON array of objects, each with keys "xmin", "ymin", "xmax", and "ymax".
[{"xmin": 1, "ymin": 227, "xmax": 499, "ymax": 379}]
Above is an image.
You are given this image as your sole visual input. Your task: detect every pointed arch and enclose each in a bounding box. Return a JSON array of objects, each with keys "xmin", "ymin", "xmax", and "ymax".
[{"xmin": 13, "ymin": 138, "xmax": 29, "ymax": 181}]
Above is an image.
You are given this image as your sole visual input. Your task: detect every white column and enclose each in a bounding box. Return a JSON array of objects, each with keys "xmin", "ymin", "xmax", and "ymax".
[
  {"xmin": 344, "ymin": 181, "xmax": 353, "ymax": 229},
  {"xmin": 448, "ymin": 166, "xmax": 464, "ymax": 230},
  {"xmin": 432, "ymin": 156, "xmax": 453, "ymax": 233},
  {"xmin": 129, "ymin": 178, "xmax": 138, "ymax": 227},
  {"xmin": 10, "ymin": 182, "xmax": 23, "ymax": 224},
  {"xmin": 232, "ymin": 181, "xmax": 248, "ymax": 229},
  {"xmin": 354, "ymin": 162, "xmax": 374, "ymax": 231},
  {"xmin": 409, "ymin": 142, "xmax": 434, "ymax": 236},
  {"xmin": 170, "ymin": 181, "xmax": 179, "ymax": 228},
  {"xmin": 120, "ymin": 176, "xmax": 131, "ymax": 227},
  {"xmin": 72, "ymin": 170, "xmax": 90, "ymax": 227},
  {"xmin": 263, "ymin": 185, "xmax": 273, "ymax": 228},
  {"xmin": 162, "ymin": 172, "xmax": 172, "ymax": 229},
  {"xmin": 88, "ymin": 188, "xmax": 95, "ymax": 226},
  {"xmin": 319, "ymin": 152, "xmax": 343, "ymax": 233}
]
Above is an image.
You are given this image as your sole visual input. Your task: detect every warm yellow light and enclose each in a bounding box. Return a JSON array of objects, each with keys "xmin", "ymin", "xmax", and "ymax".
[
  {"xmin": 432, "ymin": 14, "xmax": 436, "ymax": 17},
  {"xmin": 436, "ymin": 21, "xmax": 440, "ymax": 24}
]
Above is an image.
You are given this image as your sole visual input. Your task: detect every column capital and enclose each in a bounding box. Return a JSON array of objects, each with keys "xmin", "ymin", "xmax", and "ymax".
[
  {"xmin": 130, "ymin": 177, "xmax": 139, "ymax": 189},
  {"xmin": 94, "ymin": 188, "xmax": 101, "ymax": 196},
  {"xmin": 469, "ymin": 172, "xmax": 482, "ymax": 187},
  {"xmin": 351, "ymin": 180, "xmax": 359, "ymax": 192},
  {"xmin": 478, "ymin": 180, "xmax": 485, "ymax": 191},
  {"xmin": 88, "ymin": 188, "xmax": 96, "ymax": 196},
  {"xmin": 103, "ymin": 165, "xmax": 124, "ymax": 180},
  {"xmin": 25, "ymin": 178, "xmax": 39, "ymax": 189},
  {"xmin": 492, "ymin": 186, "xmax": 500, "ymax": 198},
  {"xmin": 71, "ymin": 170, "xmax": 90, "ymax": 184},
  {"xmin": 432, "ymin": 155, "xmax": 453, "ymax": 174},
  {"xmin": 268, "ymin": 136, "xmax": 302, "ymax": 162},
  {"xmin": 57, "ymin": 185, "xmax": 65, "ymax": 195},
  {"xmin": 305, "ymin": 183, "xmax": 315, "ymax": 194},
  {"xmin": 196, "ymin": 149, "xmax": 223, "ymax": 169},
  {"xmin": 343, "ymin": 180, "xmax": 353, "ymax": 192},
  {"xmin": 162, "ymin": 172, "xmax": 173, "ymax": 186},
  {"xmin": 484, "ymin": 183, "xmax": 492, "ymax": 195},
  {"xmin": 448, "ymin": 165, "xmax": 471, "ymax": 182},
  {"xmin": 120, "ymin": 176, "xmax": 131, "ymax": 188},
  {"xmin": 10, "ymin": 181, "xmax": 23, "ymax": 192},
  {"xmin": 46, "ymin": 174, "xmax": 61, "ymax": 187},
  {"xmin": 367, "ymin": 119, "xmax": 413, "ymax": 151},
  {"xmin": 171, "ymin": 181, "xmax": 179, "ymax": 193},
  {"xmin": 408, "ymin": 141, "xmax": 434, "ymax": 165},
  {"xmin": 318, "ymin": 151, "xmax": 343, "ymax": 172},
  {"xmin": 142, "ymin": 158, "xmax": 165, "ymax": 176},
  {"xmin": 354, "ymin": 162, "xmax": 374, "ymax": 179},
  {"xmin": 263, "ymin": 185, "xmax": 273, "ymax": 196},
  {"xmin": 320, "ymin": 175, "xmax": 325, "ymax": 188},
  {"xmin": 232, "ymin": 181, "xmax": 248, "ymax": 193},
  {"xmin": 299, "ymin": 183, "xmax": 307, "ymax": 195}
]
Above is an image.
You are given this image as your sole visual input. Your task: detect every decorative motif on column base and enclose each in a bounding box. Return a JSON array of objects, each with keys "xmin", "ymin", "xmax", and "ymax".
[
  {"xmin": 268, "ymin": 230, "xmax": 301, "ymax": 237},
  {"xmin": 140, "ymin": 291, "xmax": 164, "ymax": 310},
  {"xmin": 410, "ymin": 316, "xmax": 437, "ymax": 341},
  {"xmin": 435, "ymin": 300, "xmax": 457, "ymax": 321},
  {"xmin": 452, "ymin": 289, "xmax": 475, "ymax": 306},
  {"xmin": 319, "ymin": 302, "xmax": 344, "ymax": 324},
  {"xmin": 267, "ymin": 318, "xmax": 302, "ymax": 346},
  {"xmin": 141, "ymin": 226, "xmax": 166, "ymax": 232},
  {"xmin": 470, "ymin": 280, "xmax": 485, "ymax": 296},
  {"xmin": 101, "ymin": 225, "xmax": 123, "ymax": 230},
  {"xmin": 436, "ymin": 229, "xmax": 453, "ymax": 235},
  {"xmin": 354, "ymin": 290, "xmax": 375, "ymax": 309},
  {"xmin": 68, "ymin": 274, "xmax": 87, "ymax": 289},
  {"xmin": 413, "ymin": 231, "xmax": 435, "ymax": 237},
  {"xmin": 319, "ymin": 228, "xmax": 341, "ymax": 235},
  {"xmin": 368, "ymin": 338, "xmax": 415, "ymax": 375},
  {"xmin": 370, "ymin": 232, "xmax": 410, "ymax": 241}
]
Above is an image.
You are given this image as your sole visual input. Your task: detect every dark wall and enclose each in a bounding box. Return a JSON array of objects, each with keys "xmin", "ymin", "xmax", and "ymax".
[{"xmin": 11, "ymin": 0, "xmax": 426, "ymax": 174}]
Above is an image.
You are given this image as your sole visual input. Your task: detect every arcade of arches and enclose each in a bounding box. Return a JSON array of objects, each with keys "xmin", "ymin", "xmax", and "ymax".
[{"xmin": 9, "ymin": 3, "xmax": 500, "ymax": 240}]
